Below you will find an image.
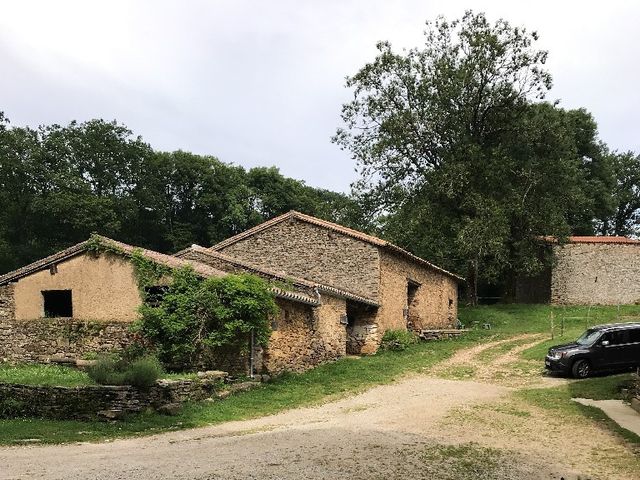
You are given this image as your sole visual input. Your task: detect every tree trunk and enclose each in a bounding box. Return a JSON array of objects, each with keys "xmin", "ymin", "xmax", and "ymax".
[{"xmin": 466, "ymin": 258, "xmax": 479, "ymax": 306}]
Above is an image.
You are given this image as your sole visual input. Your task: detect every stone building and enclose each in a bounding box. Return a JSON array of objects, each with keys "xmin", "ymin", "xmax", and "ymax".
[
  {"xmin": 515, "ymin": 236, "xmax": 640, "ymax": 305},
  {"xmin": 0, "ymin": 213, "xmax": 462, "ymax": 373},
  {"xmin": 209, "ymin": 211, "xmax": 462, "ymax": 353}
]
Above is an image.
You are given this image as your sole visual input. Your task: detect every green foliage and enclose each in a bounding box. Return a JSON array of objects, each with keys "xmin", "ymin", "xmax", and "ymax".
[
  {"xmin": 86, "ymin": 355, "xmax": 162, "ymax": 388},
  {"xmin": 0, "ymin": 116, "xmax": 362, "ymax": 276},
  {"xmin": 334, "ymin": 10, "xmax": 639, "ymax": 301},
  {"xmin": 379, "ymin": 329, "xmax": 418, "ymax": 351},
  {"xmin": 136, "ymin": 269, "xmax": 277, "ymax": 367}
]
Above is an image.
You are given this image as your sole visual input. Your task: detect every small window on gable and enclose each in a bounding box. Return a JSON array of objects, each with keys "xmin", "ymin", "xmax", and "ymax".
[{"xmin": 42, "ymin": 290, "xmax": 72, "ymax": 318}]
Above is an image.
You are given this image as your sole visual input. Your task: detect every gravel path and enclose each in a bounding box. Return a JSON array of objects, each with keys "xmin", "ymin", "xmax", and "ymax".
[{"xmin": 1, "ymin": 337, "xmax": 637, "ymax": 480}]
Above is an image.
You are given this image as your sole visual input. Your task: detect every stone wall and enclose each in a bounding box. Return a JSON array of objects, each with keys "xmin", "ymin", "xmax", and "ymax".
[
  {"xmin": 0, "ymin": 379, "xmax": 218, "ymax": 420},
  {"xmin": 218, "ymin": 218, "xmax": 381, "ymax": 300},
  {"xmin": 0, "ymin": 317, "xmax": 135, "ymax": 363},
  {"xmin": 0, "ymin": 284, "xmax": 15, "ymax": 321},
  {"xmin": 263, "ymin": 296, "xmax": 347, "ymax": 373},
  {"xmin": 551, "ymin": 243, "xmax": 640, "ymax": 305},
  {"xmin": 377, "ymin": 251, "xmax": 458, "ymax": 335}
]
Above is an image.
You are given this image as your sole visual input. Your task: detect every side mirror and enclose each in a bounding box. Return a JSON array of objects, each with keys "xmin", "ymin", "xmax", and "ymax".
[{"xmin": 601, "ymin": 340, "xmax": 610, "ymax": 347}]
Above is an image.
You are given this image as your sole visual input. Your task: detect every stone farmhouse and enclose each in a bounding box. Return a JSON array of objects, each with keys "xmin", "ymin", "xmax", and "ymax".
[
  {"xmin": 515, "ymin": 236, "xmax": 640, "ymax": 305},
  {"xmin": 0, "ymin": 212, "xmax": 462, "ymax": 374}
]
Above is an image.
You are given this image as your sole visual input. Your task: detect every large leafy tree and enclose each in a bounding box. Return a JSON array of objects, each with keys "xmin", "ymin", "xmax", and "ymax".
[{"xmin": 333, "ymin": 11, "xmax": 604, "ymax": 302}]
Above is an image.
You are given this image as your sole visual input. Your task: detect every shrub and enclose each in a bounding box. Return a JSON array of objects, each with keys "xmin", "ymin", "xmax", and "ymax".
[
  {"xmin": 379, "ymin": 329, "xmax": 418, "ymax": 351},
  {"xmin": 87, "ymin": 354, "xmax": 162, "ymax": 388},
  {"xmin": 136, "ymin": 268, "xmax": 277, "ymax": 368}
]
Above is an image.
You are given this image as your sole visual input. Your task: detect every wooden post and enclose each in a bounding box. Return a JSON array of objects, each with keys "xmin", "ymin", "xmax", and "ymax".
[{"xmin": 550, "ymin": 310, "xmax": 555, "ymax": 340}]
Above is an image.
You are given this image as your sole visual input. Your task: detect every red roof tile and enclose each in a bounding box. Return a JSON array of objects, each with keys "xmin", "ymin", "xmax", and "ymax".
[{"xmin": 541, "ymin": 236, "xmax": 640, "ymax": 245}]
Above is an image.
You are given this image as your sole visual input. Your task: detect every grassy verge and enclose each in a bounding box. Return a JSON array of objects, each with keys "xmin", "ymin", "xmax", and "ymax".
[
  {"xmin": 0, "ymin": 364, "xmax": 94, "ymax": 387},
  {"xmin": 518, "ymin": 374, "xmax": 640, "ymax": 445},
  {"xmin": 0, "ymin": 333, "xmax": 481, "ymax": 445}
]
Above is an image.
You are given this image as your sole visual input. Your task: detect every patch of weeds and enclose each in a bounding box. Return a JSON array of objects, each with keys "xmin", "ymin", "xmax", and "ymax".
[
  {"xmin": 490, "ymin": 402, "xmax": 532, "ymax": 418},
  {"xmin": 419, "ymin": 442, "xmax": 514, "ymax": 479},
  {"xmin": 440, "ymin": 365, "xmax": 476, "ymax": 380}
]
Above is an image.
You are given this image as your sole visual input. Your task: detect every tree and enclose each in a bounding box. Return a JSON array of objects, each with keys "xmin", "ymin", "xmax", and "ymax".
[
  {"xmin": 596, "ymin": 152, "xmax": 640, "ymax": 236},
  {"xmin": 334, "ymin": 11, "xmax": 599, "ymax": 303}
]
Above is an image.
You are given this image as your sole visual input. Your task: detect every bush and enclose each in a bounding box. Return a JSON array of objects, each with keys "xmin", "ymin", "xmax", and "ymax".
[
  {"xmin": 87, "ymin": 354, "xmax": 162, "ymax": 388},
  {"xmin": 136, "ymin": 268, "xmax": 277, "ymax": 368},
  {"xmin": 379, "ymin": 329, "xmax": 418, "ymax": 351}
]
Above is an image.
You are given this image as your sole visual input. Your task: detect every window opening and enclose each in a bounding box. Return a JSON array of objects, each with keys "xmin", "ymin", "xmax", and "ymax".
[{"xmin": 42, "ymin": 290, "xmax": 72, "ymax": 318}]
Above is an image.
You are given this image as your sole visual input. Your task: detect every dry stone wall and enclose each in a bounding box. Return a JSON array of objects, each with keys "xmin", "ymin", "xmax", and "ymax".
[
  {"xmin": 0, "ymin": 379, "xmax": 218, "ymax": 420},
  {"xmin": 218, "ymin": 218, "xmax": 381, "ymax": 300},
  {"xmin": 551, "ymin": 243, "xmax": 640, "ymax": 305},
  {"xmin": 0, "ymin": 308, "xmax": 134, "ymax": 364}
]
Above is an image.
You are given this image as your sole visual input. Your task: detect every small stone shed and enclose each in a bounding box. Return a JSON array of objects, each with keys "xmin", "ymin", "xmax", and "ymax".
[
  {"xmin": 515, "ymin": 236, "xmax": 640, "ymax": 305},
  {"xmin": 0, "ymin": 236, "xmax": 373, "ymax": 374},
  {"xmin": 210, "ymin": 211, "xmax": 463, "ymax": 353}
]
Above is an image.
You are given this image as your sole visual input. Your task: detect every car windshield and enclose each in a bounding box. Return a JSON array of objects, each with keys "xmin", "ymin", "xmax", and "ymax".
[{"xmin": 575, "ymin": 329, "xmax": 601, "ymax": 346}]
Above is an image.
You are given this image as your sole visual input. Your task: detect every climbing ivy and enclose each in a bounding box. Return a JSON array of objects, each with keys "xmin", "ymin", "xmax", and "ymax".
[{"xmin": 85, "ymin": 234, "xmax": 171, "ymax": 293}]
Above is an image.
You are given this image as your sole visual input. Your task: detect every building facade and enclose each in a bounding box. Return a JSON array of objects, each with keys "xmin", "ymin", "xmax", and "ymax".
[
  {"xmin": 0, "ymin": 213, "xmax": 463, "ymax": 373},
  {"xmin": 515, "ymin": 236, "xmax": 640, "ymax": 305},
  {"xmin": 211, "ymin": 211, "xmax": 462, "ymax": 353}
]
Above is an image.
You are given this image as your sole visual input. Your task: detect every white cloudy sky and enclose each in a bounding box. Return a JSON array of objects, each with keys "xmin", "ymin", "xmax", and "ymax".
[{"xmin": 1, "ymin": 1, "xmax": 638, "ymax": 192}]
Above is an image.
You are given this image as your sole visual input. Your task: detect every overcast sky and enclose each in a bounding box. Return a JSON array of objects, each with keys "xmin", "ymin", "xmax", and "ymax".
[{"xmin": 1, "ymin": 1, "xmax": 639, "ymax": 192}]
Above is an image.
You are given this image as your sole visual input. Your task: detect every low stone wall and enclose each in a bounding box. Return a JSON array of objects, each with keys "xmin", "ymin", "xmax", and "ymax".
[
  {"xmin": 0, "ymin": 317, "xmax": 135, "ymax": 363},
  {"xmin": 0, "ymin": 378, "xmax": 219, "ymax": 420}
]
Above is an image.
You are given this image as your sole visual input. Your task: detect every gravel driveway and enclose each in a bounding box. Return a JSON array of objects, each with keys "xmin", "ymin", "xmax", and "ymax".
[{"xmin": 1, "ymin": 338, "xmax": 637, "ymax": 480}]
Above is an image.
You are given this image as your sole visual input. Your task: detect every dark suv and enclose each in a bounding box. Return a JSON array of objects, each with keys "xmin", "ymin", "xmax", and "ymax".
[{"xmin": 545, "ymin": 322, "xmax": 640, "ymax": 378}]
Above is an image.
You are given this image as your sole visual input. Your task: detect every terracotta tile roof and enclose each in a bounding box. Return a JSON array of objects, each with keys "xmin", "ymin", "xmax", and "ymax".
[
  {"xmin": 175, "ymin": 245, "xmax": 380, "ymax": 307},
  {"xmin": 0, "ymin": 235, "xmax": 227, "ymax": 286},
  {"xmin": 210, "ymin": 211, "xmax": 464, "ymax": 282},
  {"xmin": 541, "ymin": 236, "xmax": 640, "ymax": 245}
]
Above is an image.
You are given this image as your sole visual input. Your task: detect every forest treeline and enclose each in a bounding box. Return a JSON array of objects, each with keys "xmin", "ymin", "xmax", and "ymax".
[
  {"xmin": 0, "ymin": 113, "xmax": 362, "ymax": 275},
  {"xmin": 2, "ymin": 12, "xmax": 640, "ymax": 301}
]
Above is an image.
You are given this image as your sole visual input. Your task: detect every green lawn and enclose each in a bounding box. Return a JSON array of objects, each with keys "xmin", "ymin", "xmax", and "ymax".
[
  {"xmin": 0, "ymin": 364, "xmax": 94, "ymax": 387},
  {"xmin": 0, "ymin": 303, "xmax": 638, "ymax": 445}
]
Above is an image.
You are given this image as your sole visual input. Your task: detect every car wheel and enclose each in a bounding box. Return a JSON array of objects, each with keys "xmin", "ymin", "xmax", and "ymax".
[{"xmin": 572, "ymin": 359, "xmax": 591, "ymax": 379}]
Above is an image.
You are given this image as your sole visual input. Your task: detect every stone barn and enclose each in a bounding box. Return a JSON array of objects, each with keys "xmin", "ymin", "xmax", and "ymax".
[
  {"xmin": 208, "ymin": 211, "xmax": 463, "ymax": 353},
  {"xmin": 515, "ymin": 236, "xmax": 640, "ymax": 305},
  {"xmin": 0, "ymin": 237, "xmax": 359, "ymax": 374},
  {"xmin": 0, "ymin": 213, "xmax": 462, "ymax": 373}
]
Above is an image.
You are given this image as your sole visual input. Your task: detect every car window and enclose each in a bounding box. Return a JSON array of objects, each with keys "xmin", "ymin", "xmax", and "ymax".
[
  {"xmin": 629, "ymin": 328, "xmax": 640, "ymax": 343},
  {"xmin": 607, "ymin": 330, "xmax": 630, "ymax": 345}
]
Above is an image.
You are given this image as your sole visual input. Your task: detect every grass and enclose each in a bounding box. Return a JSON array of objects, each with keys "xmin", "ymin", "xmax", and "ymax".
[
  {"xmin": 0, "ymin": 364, "xmax": 94, "ymax": 387},
  {"xmin": 518, "ymin": 373, "xmax": 640, "ymax": 445},
  {"xmin": 0, "ymin": 334, "xmax": 481, "ymax": 445},
  {"xmin": 1, "ymin": 303, "xmax": 638, "ymax": 446}
]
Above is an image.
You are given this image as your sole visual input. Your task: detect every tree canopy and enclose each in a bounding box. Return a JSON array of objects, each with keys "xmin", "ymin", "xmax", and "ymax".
[
  {"xmin": 334, "ymin": 11, "xmax": 639, "ymax": 301},
  {"xmin": 0, "ymin": 115, "xmax": 363, "ymax": 275}
]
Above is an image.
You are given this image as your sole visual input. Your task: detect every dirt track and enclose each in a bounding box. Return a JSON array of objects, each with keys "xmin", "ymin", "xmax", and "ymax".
[{"xmin": 1, "ymin": 337, "xmax": 638, "ymax": 480}]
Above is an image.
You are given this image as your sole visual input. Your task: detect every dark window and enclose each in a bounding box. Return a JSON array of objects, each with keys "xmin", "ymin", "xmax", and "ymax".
[
  {"xmin": 605, "ymin": 330, "xmax": 630, "ymax": 345},
  {"xmin": 629, "ymin": 328, "xmax": 640, "ymax": 343},
  {"xmin": 42, "ymin": 290, "xmax": 72, "ymax": 318},
  {"xmin": 144, "ymin": 286, "xmax": 169, "ymax": 307}
]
